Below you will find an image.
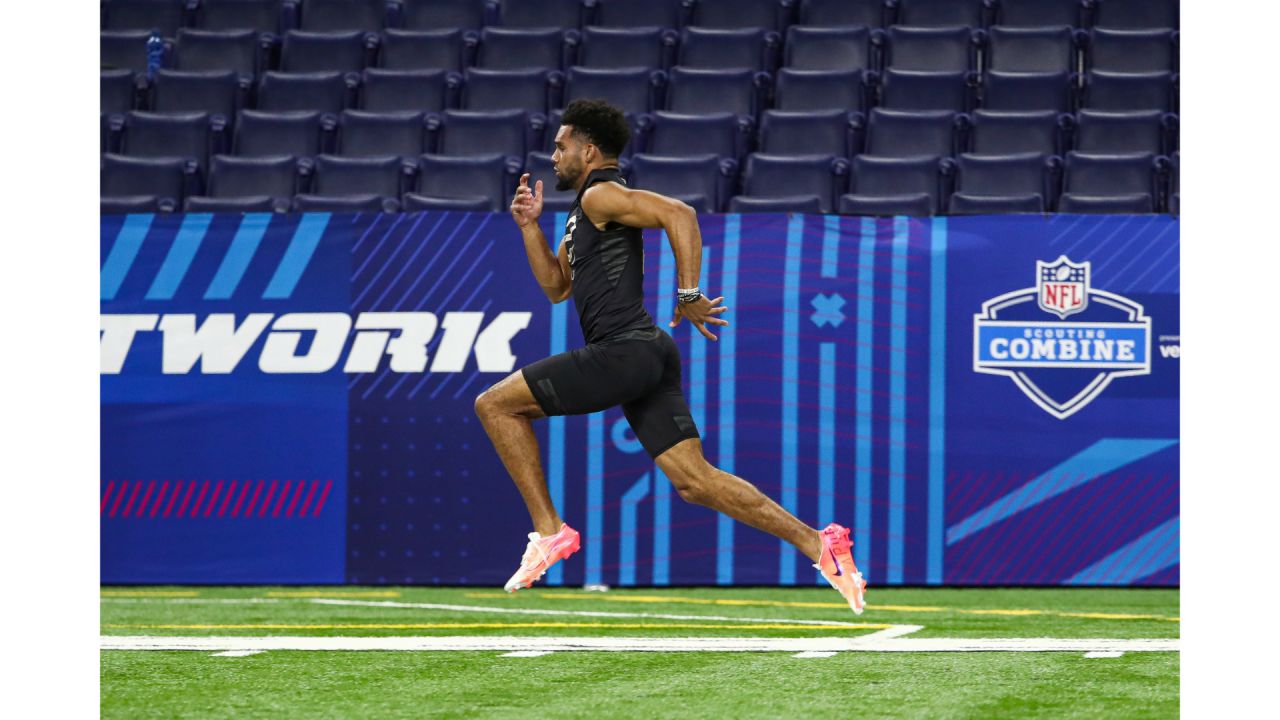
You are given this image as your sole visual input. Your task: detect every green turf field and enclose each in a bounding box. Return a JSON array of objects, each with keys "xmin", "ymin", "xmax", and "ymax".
[{"xmin": 100, "ymin": 586, "xmax": 1179, "ymax": 719}]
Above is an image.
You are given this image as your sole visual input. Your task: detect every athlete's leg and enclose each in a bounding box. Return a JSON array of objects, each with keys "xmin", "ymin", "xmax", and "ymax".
[
  {"xmin": 473, "ymin": 370, "xmax": 561, "ymax": 536},
  {"xmin": 655, "ymin": 438, "xmax": 822, "ymax": 562}
]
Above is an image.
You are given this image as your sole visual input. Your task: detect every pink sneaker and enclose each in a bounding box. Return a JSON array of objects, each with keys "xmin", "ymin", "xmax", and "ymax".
[
  {"xmin": 503, "ymin": 523, "xmax": 581, "ymax": 593},
  {"xmin": 814, "ymin": 523, "xmax": 867, "ymax": 615}
]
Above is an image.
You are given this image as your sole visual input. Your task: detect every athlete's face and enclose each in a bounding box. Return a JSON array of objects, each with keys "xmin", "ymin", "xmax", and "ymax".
[{"xmin": 552, "ymin": 125, "xmax": 588, "ymax": 192}]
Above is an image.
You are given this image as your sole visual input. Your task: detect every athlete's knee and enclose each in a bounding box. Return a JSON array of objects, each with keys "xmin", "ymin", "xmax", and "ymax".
[
  {"xmin": 658, "ymin": 444, "xmax": 716, "ymax": 505},
  {"xmin": 473, "ymin": 387, "xmax": 499, "ymax": 419}
]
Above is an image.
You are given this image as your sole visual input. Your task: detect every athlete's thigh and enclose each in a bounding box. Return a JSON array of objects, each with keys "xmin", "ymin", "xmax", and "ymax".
[
  {"xmin": 621, "ymin": 333, "xmax": 700, "ymax": 459},
  {"xmin": 521, "ymin": 344, "xmax": 650, "ymax": 417}
]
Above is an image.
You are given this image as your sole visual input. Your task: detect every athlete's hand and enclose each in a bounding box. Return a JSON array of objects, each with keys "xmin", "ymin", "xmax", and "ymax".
[
  {"xmin": 670, "ymin": 295, "xmax": 730, "ymax": 341},
  {"xmin": 510, "ymin": 173, "xmax": 544, "ymax": 229}
]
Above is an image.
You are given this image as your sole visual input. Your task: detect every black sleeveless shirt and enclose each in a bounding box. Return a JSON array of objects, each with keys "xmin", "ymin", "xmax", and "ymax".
[{"xmin": 562, "ymin": 167, "xmax": 655, "ymax": 344}]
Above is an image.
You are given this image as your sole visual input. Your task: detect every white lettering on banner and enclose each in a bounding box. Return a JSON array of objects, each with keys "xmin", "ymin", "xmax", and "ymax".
[
  {"xmin": 1116, "ymin": 340, "xmax": 1135, "ymax": 361},
  {"xmin": 99, "ymin": 312, "xmax": 533, "ymax": 375},
  {"xmin": 986, "ymin": 337, "xmax": 1141, "ymax": 364},
  {"xmin": 990, "ymin": 338, "xmax": 1009, "ymax": 359},
  {"xmin": 1158, "ymin": 345, "xmax": 1180, "ymax": 358}
]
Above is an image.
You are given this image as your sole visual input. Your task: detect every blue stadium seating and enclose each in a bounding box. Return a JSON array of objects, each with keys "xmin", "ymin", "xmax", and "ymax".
[
  {"xmin": 294, "ymin": 193, "xmax": 397, "ymax": 212},
  {"xmin": 1087, "ymin": 29, "xmax": 1177, "ymax": 73},
  {"xmin": 980, "ymin": 70, "xmax": 1074, "ymax": 112},
  {"xmin": 578, "ymin": 26, "xmax": 675, "ymax": 70},
  {"xmin": 736, "ymin": 154, "xmax": 848, "ymax": 213},
  {"xmin": 410, "ymin": 154, "xmax": 515, "ymax": 212},
  {"xmin": 120, "ymin": 111, "xmax": 216, "ymax": 172},
  {"xmin": 864, "ymin": 108, "xmax": 960, "ymax": 158},
  {"xmin": 895, "ymin": 0, "xmax": 984, "ymax": 28},
  {"xmin": 299, "ymin": 0, "xmax": 387, "ymax": 32},
  {"xmin": 462, "ymin": 68, "xmax": 558, "ymax": 113},
  {"xmin": 564, "ymin": 67, "xmax": 663, "ymax": 115},
  {"xmin": 993, "ymin": 0, "xmax": 1082, "ymax": 28},
  {"xmin": 523, "ymin": 152, "xmax": 578, "ymax": 210},
  {"xmin": 1081, "ymin": 71, "xmax": 1175, "ymax": 112},
  {"xmin": 646, "ymin": 112, "xmax": 745, "ymax": 162},
  {"xmin": 884, "ymin": 26, "xmax": 978, "ymax": 72},
  {"xmin": 665, "ymin": 67, "xmax": 765, "ymax": 117},
  {"xmin": 195, "ymin": 0, "xmax": 291, "ymax": 34},
  {"xmin": 689, "ymin": 0, "xmax": 788, "ymax": 32},
  {"xmin": 281, "ymin": 30, "xmax": 372, "ymax": 73},
  {"xmin": 299, "ymin": 154, "xmax": 405, "ymax": 211},
  {"xmin": 985, "ymin": 26, "xmax": 1078, "ymax": 74},
  {"xmin": 477, "ymin": 27, "xmax": 570, "ymax": 71},
  {"xmin": 969, "ymin": 109, "xmax": 1065, "ymax": 155},
  {"xmin": 337, "ymin": 110, "xmax": 428, "ymax": 158},
  {"xmin": 189, "ymin": 154, "xmax": 299, "ymax": 212},
  {"xmin": 400, "ymin": 0, "xmax": 487, "ymax": 31},
  {"xmin": 172, "ymin": 29, "xmax": 261, "ymax": 80},
  {"xmin": 729, "ymin": 196, "xmax": 825, "ymax": 213},
  {"xmin": 1168, "ymin": 150, "xmax": 1178, "ymax": 215},
  {"xmin": 497, "ymin": 0, "xmax": 583, "ymax": 29},
  {"xmin": 234, "ymin": 110, "xmax": 330, "ymax": 157},
  {"xmin": 774, "ymin": 69, "xmax": 869, "ymax": 113},
  {"xmin": 879, "ymin": 69, "xmax": 974, "ymax": 112},
  {"xmin": 102, "ymin": 30, "xmax": 162, "ymax": 74},
  {"xmin": 784, "ymin": 26, "xmax": 873, "ymax": 72},
  {"xmin": 435, "ymin": 110, "xmax": 531, "ymax": 163},
  {"xmin": 103, "ymin": 0, "xmax": 187, "ymax": 36},
  {"xmin": 102, "ymin": 113, "xmax": 113, "ymax": 154},
  {"xmin": 151, "ymin": 70, "xmax": 243, "ymax": 121},
  {"xmin": 758, "ymin": 110, "xmax": 860, "ymax": 158},
  {"xmin": 1092, "ymin": 0, "xmax": 1178, "ymax": 30},
  {"xmin": 360, "ymin": 69, "xmax": 452, "ymax": 112},
  {"xmin": 379, "ymin": 29, "xmax": 472, "ymax": 72},
  {"xmin": 257, "ymin": 71, "xmax": 353, "ymax": 112},
  {"xmin": 101, "ymin": 154, "xmax": 189, "ymax": 213},
  {"xmin": 840, "ymin": 155, "xmax": 944, "ymax": 216},
  {"xmin": 797, "ymin": 0, "xmax": 886, "ymax": 27},
  {"xmin": 678, "ymin": 27, "xmax": 778, "ymax": 72},
  {"xmin": 1058, "ymin": 151, "xmax": 1159, "ymax": 213},
  {"xmin": 949, "ymin": 152, "xmax": 1056, "ymax": 214},
  {"xmin": 102, "ymin": 70, "xmax": 138, "ymax": 115},
  {"xmin": 402, "ymin": 193, "xmax": 494, "ymax": 211},
  {"xmin": 1073, "ymin": 109, "xmax": 1168, "ymax": 155},
  {"xmin": 593, "ymin": 0, "xmax": 686, "ymax": 29},
  {"xmin": 186, "ymin": 196, "xmax": 282, "ymax": 212}
]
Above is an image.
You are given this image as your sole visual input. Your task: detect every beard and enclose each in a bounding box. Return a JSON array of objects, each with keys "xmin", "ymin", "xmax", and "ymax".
[{"xmin": 554, "ymin": 163, "xmax": 579, "ymax": 192}]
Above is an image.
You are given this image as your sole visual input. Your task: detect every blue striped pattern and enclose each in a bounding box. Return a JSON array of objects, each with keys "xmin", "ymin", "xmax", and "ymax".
[
  {"xmin": 619, "ymin": 473, "xmax": 652, "ymax": 586},
  {"xmin": 146, "ymin": 214, "xmax": 213, "ymax": 300},
  {"xmin": 205, "ymin": 214, "xmax": 271, "ymax": 300},
  {"xmin": 816, "ymin": 215, "xmax": 841, "ymax": 585},
  {"xmin": 264, "ymin": 213, "xmax": 329, "ymax": 299},
  {"xmin": 716, "ymin": 215, "xmax": 740, "ymax": 585},
  {"xmin": 101, "ymin": 214, "xmax": 154, "ymax": 300},
  {"xmin": 586, "ymin": 411, "xmax": 605, "ymax": 586},
  {"xmin": 887, "ymin": 217, "xmax": 909, "ymax": 583},
  {"xmin": 854, "ymin": 217, "xmax": 875, "ymax": 573},
  {"xmin": 778, "ymin": 215, "xmax": 804, "ymax": 584},
  {"xmin": 927, "ymin": 217, "xmax": 948, "ymax": 584},
  {"xmin": 652, "ymin": 230, "xmax": 676, "ymax": 586},
  {"xmin": 1066, "ymin": 517, "xmax": 1179, "ymax": 585},
  {"xmin": 690, "ymin": 245, "xmax": 710, "ymax": 434},
  {"xmin": 546, "ymin": 212, "xmax": 569, "ymax": 586}
]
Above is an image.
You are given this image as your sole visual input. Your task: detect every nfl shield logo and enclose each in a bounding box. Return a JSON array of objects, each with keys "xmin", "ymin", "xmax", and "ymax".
[{"xmin": 1036, "ymin": 256, "xmax": 1089, "ymax": 319}]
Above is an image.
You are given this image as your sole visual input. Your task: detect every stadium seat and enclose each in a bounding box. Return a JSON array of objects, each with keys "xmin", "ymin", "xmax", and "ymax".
[
  {"xmin": 980, "ymin": 70, "xmax": 1074, "ymax": 112},
  {"xmin": 840, "ymin": 155, "xmax": 943, "ymax": 216},
  {"xmin": 299, "ymin": 0, "xmax": 387, "ymax": 32},
  {"xmin": 435, "ymin": 110, "xmax": 531, "ymax": 163},
  {"xmin": 678, "ymin": 27, "xmax": 778, "ymax": 72},
  {"xmin": 985, "ymin": 26, "xmax": 1077, "ymax": 74},
  {"xmin": 151, "ymin": 70, "xmax": 243, "ymax": 121},
  {"xmin": 102, "ymin": 113, "xmax": 114, "ymax": 154},
  {"xmin": 758, "ymin": 109, "xmax": 860, "ymax": 158},
  {"xmin": 257, "ymin": 71, "xmax": 353, "ymax": 112},
  {"xmin": 774, "ymin": 69, "xmax": 870, "ymax": 113},
  {"xmin": 103, "ymin": 0, "xmax": 187, "ymax": 36},
  {"xmin": 1168, "ymin": 150, "xmax": 1179, "ymax": 215},
  {"xmin": 736, "ymin": 154, "xmax": 847, "ymax": 213},
  {"xmin": 895, "ymin": 0, "xmax": 984, "ymax": 28},
  {"xmin": 949, "ymin": 152, "xmax": 1055, "ymax": 213},
  {"xmin": 969, "ymin": 109, "xmax": 1065, "ymax": 155},
  {"xmin": 1092, "ymin": 0, "xmax": 1178, "ymax": 30},
  {"xmin": 879, "ymin": 69, "xmax": 974, "ymax": 112},
  {"xmin": 689, "ymin": 0, "xmax": 788, "ymax": 31},
  {"xmin": 883, "ymin": 26, "xmax": 978, "ymax": 72},
  {"xmin": 360, "ymin": 69, "xmax": 452, "ymax": 112},
  {"xmin": 294, "ymin": 193, "xmax": 397, "ymax": 212},
  {"xmin": 379, "ymin": 29, "xmax": 472, "ymax": 72},
  {"xmin": 578, "ymin": 26, "xmax": 675, "ymax": 70},
  {"xmin": 337, "ymin": 110, "xmax": 428, "ymax": 158},
  {"xmin": 728, "ymin": 195, "xmax": 824, "ymax": 214},
  {"xmin": 564, "ymin": 67, "xmax": 663, "ymax": 116},
  {"xmin": 992, "ymin": 0, "xmax": 1082, "ymax": 28},
  {"xmin": 463, "ymin": 68, "xmax": 559, "ymax": 114},
  {"xmin": 593, "ymin": 0, "xmax": 686, "ymax": 30},
  {"xmin": 195, "ymin": 0, "xmax": 291, "ymax": 35},
  {"xmin": 101, "ymin": 154, "xmax": 189, "ymax": 213},
  {"xmin": 185, "ymin": 195, "xmax": 283, "ymax": 212},
  {"xmin": 400, "ymin": 0, "xmax": 487, "ymax": 31},
  {"xmin": 102, "ymin": 70, "xmax": 138, "ymax": 115},
  {"xmin": 1081, "ymin": 71, "xmax": 1175, "ymax": 112},
  {"xmin": 783, "ymin": 26, "xmax": 873, "ymax": 72},
  {"xmin": 797, "ymin": 0, "xmax": 886, "ymax": 27},
  {"xmin": 102, "ymin": 30, "xmax": 161, "ymax": 74},
  {"xmin": 1058, "ymin": 151, "xmax": 1158, "ymax": 212},
  {"xmin": 1087, "ymin": 29, "xmax": 1177, "ymax": 73},
  {"xmin": 120, "ymin": 111, "xmax": 216, "ymax": 172},
  {"xmin": 864, "ymin": 108, "xmax": 960, "ymax": 158},
  {"xmin": 524, "ymin": 152, "xmax": 578, "ymax": 210},
  {"xmin": 477, "ymin": 27, "xmax": 571, "ymax": 72},
  {"xmin": 402, "ymin": 194, "xmax": 494, "ymax": 211},
  {"xmin": 234, "ymin": 110, "xmax": 330, "ymax": 157},
  {"xmin": 665, "ymin": 67, "xmax": 765, "ymax": 117},
  {"xmin": 195, "ymin": 154, "xmax": 299, "ymax": 208},
  {"xmin": 281, "ymin": 30, "xmax": 372, "ymax": 73},
  {"xmin": 171, "ymin": 29, "xmax": 261, "ymax": 80},
  {"xmin": 1073, "ymin": 109, "xmax": 1168, "ymax": 155},
  {"xmin": 301, "ymin": 154, "xmax": 405, "ymax": 210},
  {"xmin": 497, "ymin": 0, "xmax": 584, "ymax": 29},
  {"xmin": 410, "ymin": 154, "xmax": 515, "ymax": 212},
  {"xmin": 646, "ymin": 112, "xmax": 745, "ymax": 162}
]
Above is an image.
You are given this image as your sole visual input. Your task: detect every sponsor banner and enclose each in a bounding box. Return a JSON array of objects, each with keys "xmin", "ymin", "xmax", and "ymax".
[{"xmin": 101, "ymin": 212, "xmax": 1179, "ymax": 586}]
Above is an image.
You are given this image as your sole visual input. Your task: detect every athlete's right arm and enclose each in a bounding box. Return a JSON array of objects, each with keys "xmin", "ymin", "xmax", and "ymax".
[{"xmin": 511, "ymin": 173, "xmax": 572, "ymax": 304}]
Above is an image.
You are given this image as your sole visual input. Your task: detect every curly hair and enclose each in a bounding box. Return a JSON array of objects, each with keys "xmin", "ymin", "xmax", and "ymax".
[{"xmin": 561, "ymin": 99, "xmax": 631, "ymax": 158}]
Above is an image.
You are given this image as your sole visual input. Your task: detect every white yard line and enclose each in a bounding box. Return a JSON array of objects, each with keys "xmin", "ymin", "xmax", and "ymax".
[
  {"xmin": 211, "ymin": 650, "xmax": 265, "ymax": 657},
  {"xmin": 101, "ymin": 598, "xmax": 288, "ymax": 605},
  {"xmin": 1083, "ymin": 651, "xmax": 1126, "ymax": 658},
  {"xmin": 792, "ymin": 651, "xmax": 838, "ymax": 658},
  {"xmin": 500, "ymin": 651, "xmax": 555, "ymax": 658},
  {"xmin": 101, "ymin": 635, "xmax": 1179, "ymax": 654}
]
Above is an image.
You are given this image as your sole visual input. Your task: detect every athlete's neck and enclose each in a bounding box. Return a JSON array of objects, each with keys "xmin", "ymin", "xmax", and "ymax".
[{"xmin": 573, "ymin": 161, "xmax": 620, "ymax": 193}]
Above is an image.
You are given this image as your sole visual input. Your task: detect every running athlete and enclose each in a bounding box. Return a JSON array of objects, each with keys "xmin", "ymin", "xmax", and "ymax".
[{"xmin": 474, "ymin": 99, "xmax": 866, "ymax": 615}]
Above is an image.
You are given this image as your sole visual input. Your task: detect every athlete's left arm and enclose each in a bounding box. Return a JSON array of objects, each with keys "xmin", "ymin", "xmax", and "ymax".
[{"xmin": 580, "ymin": 183, "xmax": 729, "ymax": 341}]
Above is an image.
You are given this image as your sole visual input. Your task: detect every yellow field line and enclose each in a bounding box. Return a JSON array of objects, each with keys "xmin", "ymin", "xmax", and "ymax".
[
  {"xmin": 100, "ymin": 591, "xmax": 200, "ymax": 598},
  {"xmin": 104, "ymin": 622, "xmax": 892, "ymax": 631},
  {"xmin": 265, "ymin": 591, "xmax": 402, "ymax": 599}
]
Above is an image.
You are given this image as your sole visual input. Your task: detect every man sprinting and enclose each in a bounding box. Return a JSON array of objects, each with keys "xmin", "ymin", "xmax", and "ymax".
[{"xmin": 473, "ymin": 99, "xmax": 866, "ymax": 615}]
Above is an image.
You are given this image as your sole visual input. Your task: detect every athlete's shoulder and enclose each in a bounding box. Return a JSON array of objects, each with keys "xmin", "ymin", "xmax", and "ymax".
[{"xmin": 580, "ymin": 180, "xmax": 631, "ymax": 228}]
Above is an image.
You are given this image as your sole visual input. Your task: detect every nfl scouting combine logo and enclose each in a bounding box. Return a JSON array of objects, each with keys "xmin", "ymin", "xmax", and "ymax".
[{"xmin": 973, "ymin": 256, "xmax": 1152, "ymax": 419}]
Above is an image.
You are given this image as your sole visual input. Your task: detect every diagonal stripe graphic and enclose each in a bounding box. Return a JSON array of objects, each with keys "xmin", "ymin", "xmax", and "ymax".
[
  {"xmin": 147, "ymin": 214, "xmax": 213, "ymax": 300},
  {"xmin": 264, "ymin": 214, "xmax": 330, "ymax": 299},
  {"xmin": 205, "ymin": 214, "xmax": 271, "ymax": 299},
  {"xmin": 101, "ymin": 214, "xmax": 154, "ymax": 300},
  {"xmin": 1066, "ymin": 517, "xmax": 1179, "ymax": 585}
]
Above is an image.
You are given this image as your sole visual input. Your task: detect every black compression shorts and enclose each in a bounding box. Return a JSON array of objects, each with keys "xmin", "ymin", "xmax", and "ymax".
[{"xmin": 521, "ymin": 326, "xmax": 701, "ymax": 459}]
